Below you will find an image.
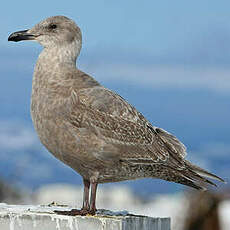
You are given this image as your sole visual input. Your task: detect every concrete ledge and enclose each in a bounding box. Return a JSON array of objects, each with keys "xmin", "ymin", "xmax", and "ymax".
[{"xmin": 0, "ymin": 203, "xmax": 170, "ymax": 230}]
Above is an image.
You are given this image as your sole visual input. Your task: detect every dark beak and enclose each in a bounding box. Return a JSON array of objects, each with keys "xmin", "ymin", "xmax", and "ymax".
[{"xmin": 8, "ymin": 30, "xmax": 35, "ymax": 42}]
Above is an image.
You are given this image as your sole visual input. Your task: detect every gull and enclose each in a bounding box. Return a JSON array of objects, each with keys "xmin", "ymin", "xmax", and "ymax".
[{"xmin": 8, "ymin": 16, "xmax": 225, "ymax": 215}]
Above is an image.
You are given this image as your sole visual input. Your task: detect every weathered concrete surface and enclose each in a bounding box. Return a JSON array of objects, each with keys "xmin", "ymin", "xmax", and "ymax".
[{"xmin": 0, "ymin": 203, "xmax": 170, "ymax": 230}]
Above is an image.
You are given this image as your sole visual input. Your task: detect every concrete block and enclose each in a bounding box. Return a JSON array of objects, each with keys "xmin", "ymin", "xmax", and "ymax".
[{"xmin": 0, "ymin": 203, "xmax": 170, "ymax": 230}]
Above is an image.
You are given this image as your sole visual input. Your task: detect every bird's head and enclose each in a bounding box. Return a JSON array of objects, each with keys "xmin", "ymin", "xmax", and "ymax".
[{"xmin": 8, "ymin": 16, "xmax": 82, "ymax": 50}]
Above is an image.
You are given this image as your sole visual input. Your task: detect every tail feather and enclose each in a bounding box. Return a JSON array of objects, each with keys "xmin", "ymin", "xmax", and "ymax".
[
  {"xmin": 177, "ymin": 176, "xmax": 207, "ymax": 191},
  {"xmin": 185, "ymin": 161, "xmax": 226, "ymax": 183},
  {"xmin": 161, "ymin": 168, "xmax": 207, "ymax": 190},
  {"xmin": 181, "ymin": 169, "xmax": 217, "ymax": 188},
  {"xmin": 169, "ymin": 161, "xmax": 225, "ymax": 190}
]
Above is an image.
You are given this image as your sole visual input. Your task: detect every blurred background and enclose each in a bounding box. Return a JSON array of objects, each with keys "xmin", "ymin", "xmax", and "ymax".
[{"xmin": 0, "ymin": 1, "xmax": 230, "ymax": 229}]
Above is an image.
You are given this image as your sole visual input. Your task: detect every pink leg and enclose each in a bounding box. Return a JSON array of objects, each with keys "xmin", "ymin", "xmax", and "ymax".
[
  {"xmin": 89, "ymin": 182, "xmax": 98, "ymax": 214},
  {"xmin": 82, "ymin": 179, "xmax": 90, "ymax": 210}
]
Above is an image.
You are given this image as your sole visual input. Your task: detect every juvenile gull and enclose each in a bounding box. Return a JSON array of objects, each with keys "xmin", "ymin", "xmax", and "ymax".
[{"xmin": 8, "ymin": 16, "xmax": 225, "ymax": 215}]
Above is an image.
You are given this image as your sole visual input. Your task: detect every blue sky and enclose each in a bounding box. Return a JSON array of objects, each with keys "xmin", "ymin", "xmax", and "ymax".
[
  {"xmin": 2, "ymin": 1, "xmax": 230, "ymax": 56},
  {"xmin": 0, "ymin": 1, "xmax": 229, "ymax": 192}
]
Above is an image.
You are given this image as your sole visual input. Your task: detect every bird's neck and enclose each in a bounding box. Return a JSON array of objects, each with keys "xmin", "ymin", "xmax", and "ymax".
[
  {"xmin": 37, "ymin": 40, "xmax": 81, "ymax": 70},
  {"xmin": 40, "ymin": 48, "xmax": 76, "ymax": 68},
  {"xmin": 33, "ymin": 42, "xmax": 81, "ymax": 87}
]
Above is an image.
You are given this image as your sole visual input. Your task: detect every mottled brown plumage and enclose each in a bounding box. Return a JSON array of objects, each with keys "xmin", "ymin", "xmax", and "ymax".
[{"xmin": 8, "ymin": 16, "xmax": 225, "ymax": 215}]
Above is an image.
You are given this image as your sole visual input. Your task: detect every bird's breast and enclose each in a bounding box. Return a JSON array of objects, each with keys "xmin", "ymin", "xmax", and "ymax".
[{"xmin": 30, "ymin": 75, "xmax": 72, "ymax": 156}]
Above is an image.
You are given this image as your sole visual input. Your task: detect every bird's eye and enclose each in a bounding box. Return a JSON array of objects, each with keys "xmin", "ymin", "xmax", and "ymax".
[{"xmin": 49, "ymin": 24, "xmax": 57, "ymax": 30}]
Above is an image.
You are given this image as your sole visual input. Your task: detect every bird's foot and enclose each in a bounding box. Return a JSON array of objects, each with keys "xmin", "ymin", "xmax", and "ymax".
[{"xmin": 54, "ymin": 208, "xmax": 96, "ymax": 216}]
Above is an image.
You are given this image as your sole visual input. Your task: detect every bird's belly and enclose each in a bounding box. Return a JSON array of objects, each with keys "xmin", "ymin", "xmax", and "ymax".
[
  {"xmin": 31, "ymin": 108, "xmax": 67, "ymax": 159},
  {"xmin": 30, "ymin": 101, "xmax": 84, "ymax": 171}
]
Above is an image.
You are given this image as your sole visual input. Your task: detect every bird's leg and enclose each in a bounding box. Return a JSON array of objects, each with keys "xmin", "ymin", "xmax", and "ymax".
[
  {"xmin": 89, "ymin": 182, "xmax": 98, "ymax": 215},
  {"xmin": 81, "ymin": 179, "xmax": 90, "ymax": 214}
]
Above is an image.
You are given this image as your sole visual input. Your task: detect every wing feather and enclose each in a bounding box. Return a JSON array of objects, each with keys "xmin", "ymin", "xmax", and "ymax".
[{"xmin": 67, "ymin": 86, "xmax": 187, "ymax": 168}]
